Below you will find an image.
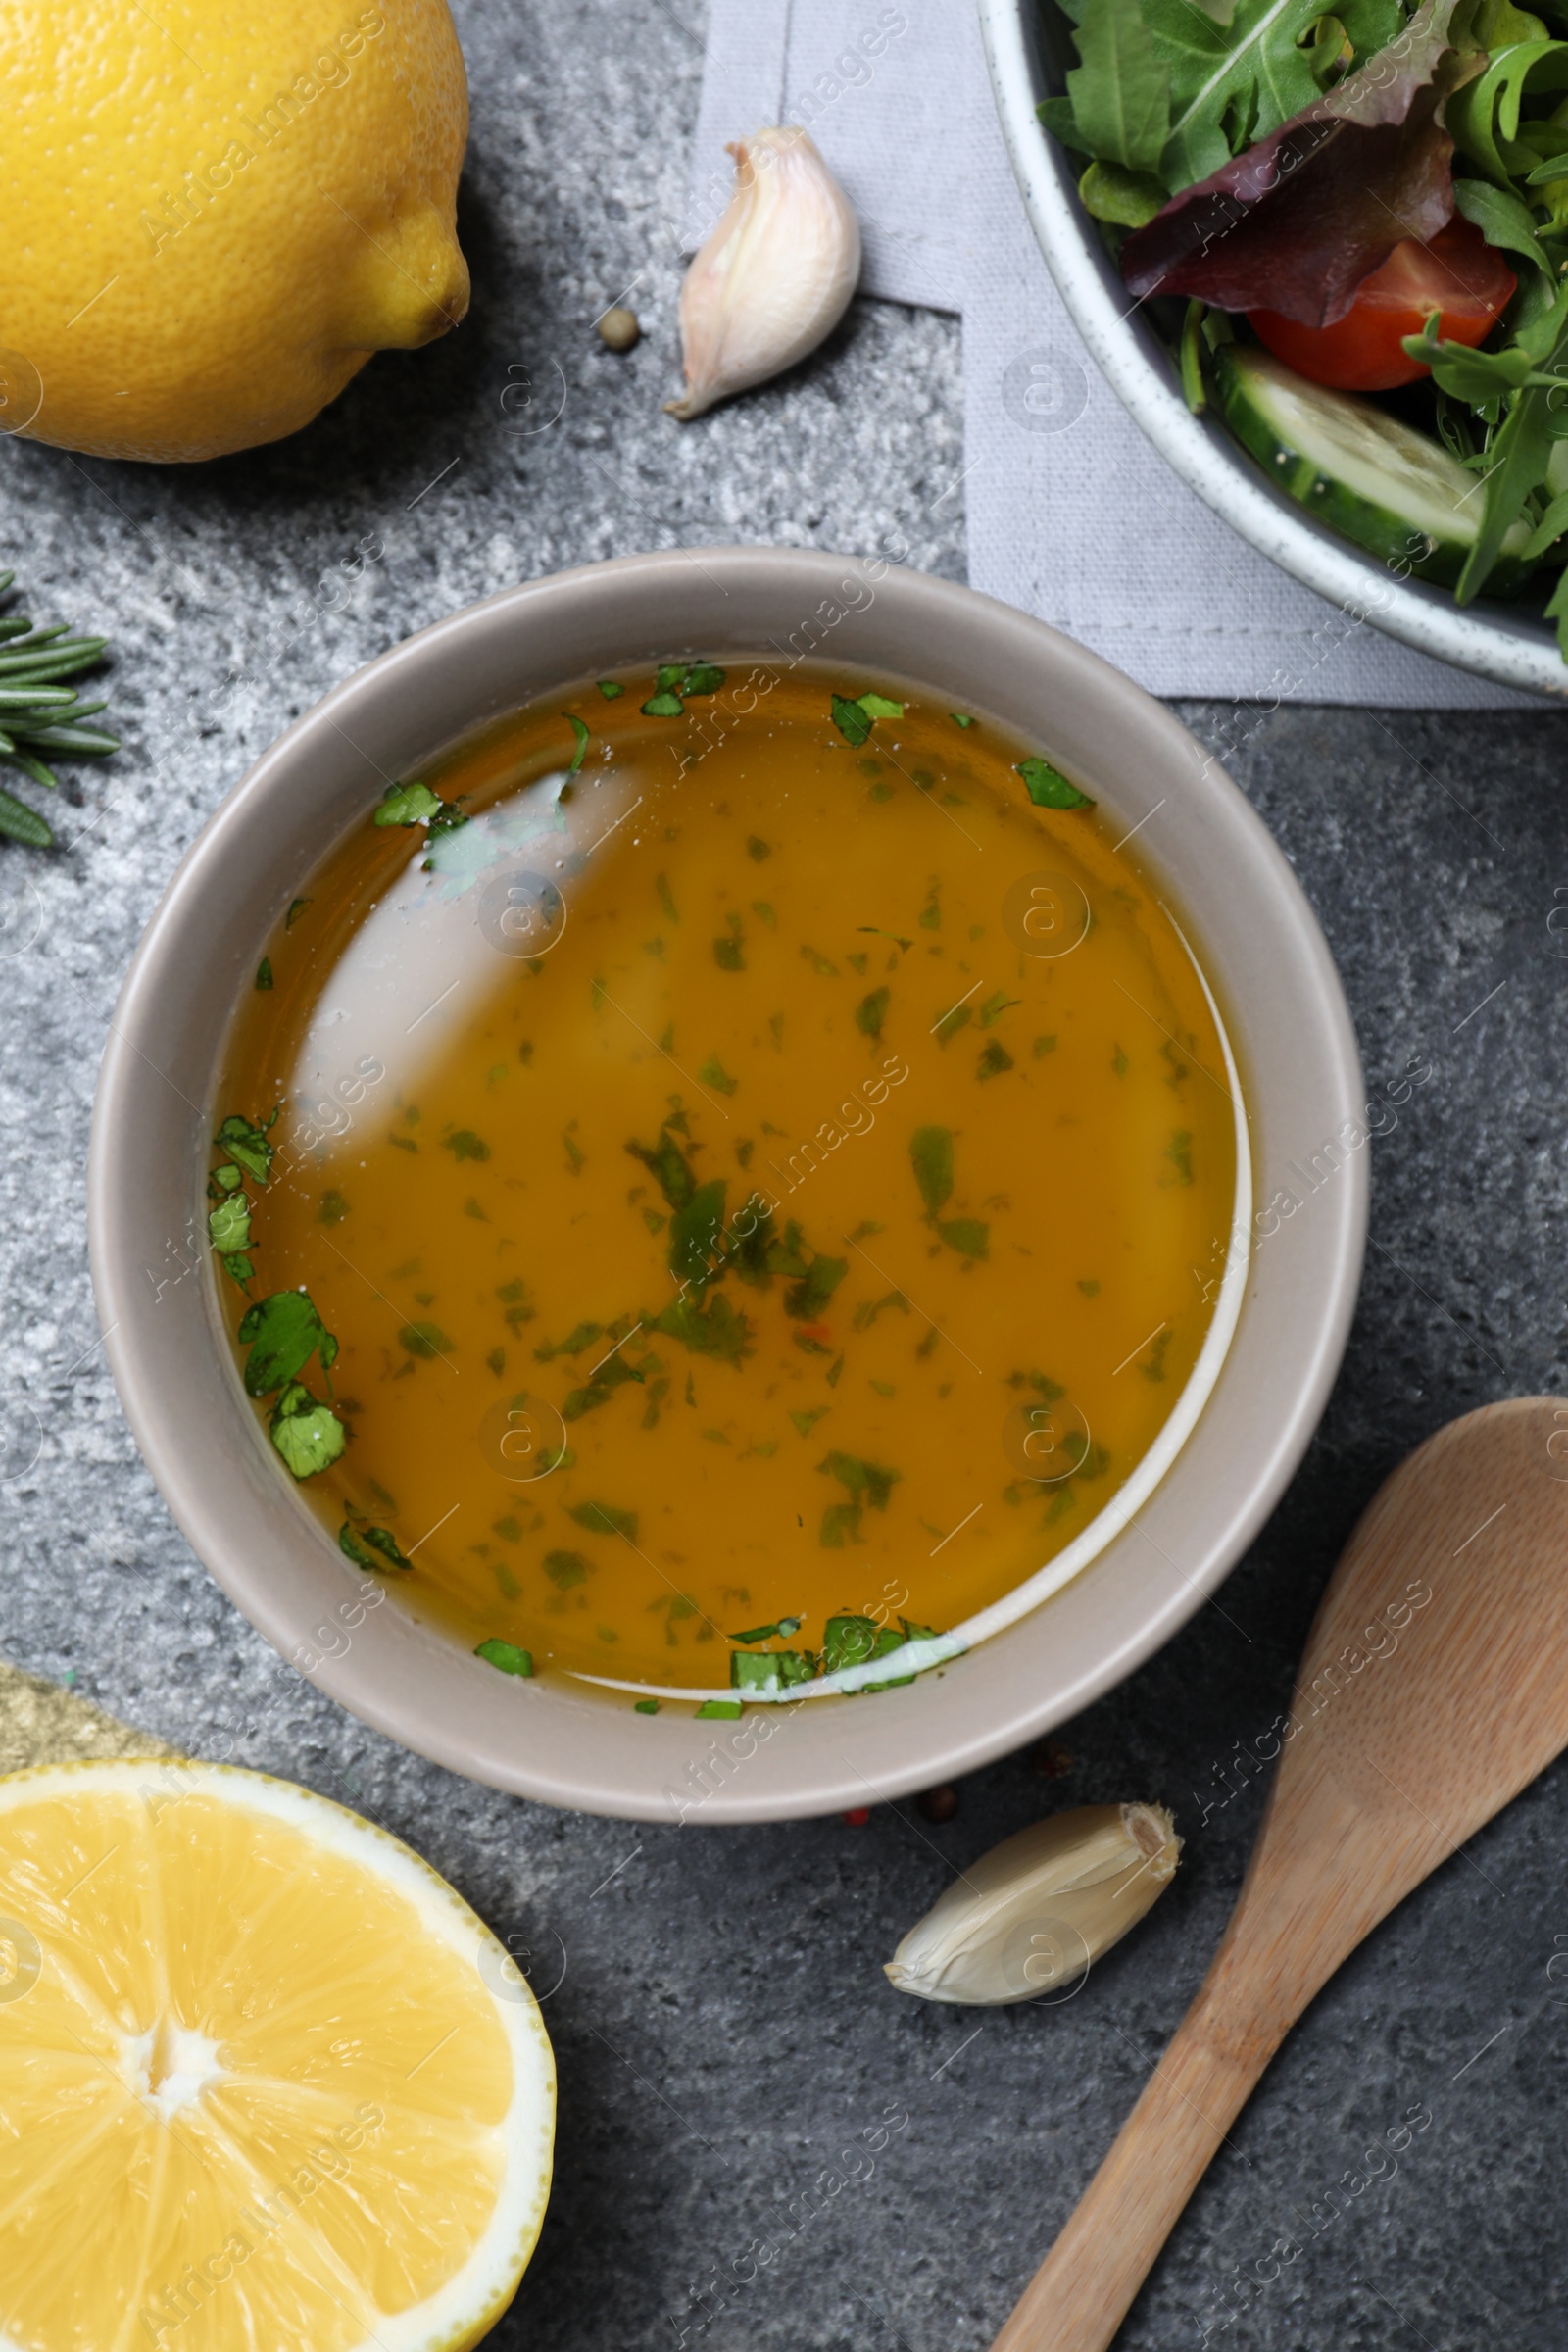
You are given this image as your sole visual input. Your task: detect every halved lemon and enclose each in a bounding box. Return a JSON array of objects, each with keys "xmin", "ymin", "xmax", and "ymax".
[{"xmin": 0, "ymin": 1759, "xmax": 554, "ymax": 2351}]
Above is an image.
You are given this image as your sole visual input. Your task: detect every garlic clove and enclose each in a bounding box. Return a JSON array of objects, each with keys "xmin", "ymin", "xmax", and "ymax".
[
  {"xmin": 884, "ymin": 1802, "xmax": 1181, "ymax": 2007},
  {"xmin": 666, "ymin": 125, "xmax": 861, "ymax": 421}
]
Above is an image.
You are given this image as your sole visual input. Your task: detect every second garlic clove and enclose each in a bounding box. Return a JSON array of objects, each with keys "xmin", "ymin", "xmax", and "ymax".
[
  {"xmin": 884, "ymin": 1803, "xmax": 1182, "ymax": 2006},
  {"xmin": 667, "ymin": 126, "xmax": 861, "ymax": 421}
]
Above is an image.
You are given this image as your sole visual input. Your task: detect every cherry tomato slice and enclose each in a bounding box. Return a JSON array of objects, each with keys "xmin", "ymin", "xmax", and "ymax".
[{"xmin": 1248, "ymin": 218, "xmax": 1516, "ymax": 393}]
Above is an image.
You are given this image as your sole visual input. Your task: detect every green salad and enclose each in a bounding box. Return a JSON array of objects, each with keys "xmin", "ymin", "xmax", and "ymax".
[{"xmin": 1042, "ymin": 0, "xmax": 1568, "ymax": 655}]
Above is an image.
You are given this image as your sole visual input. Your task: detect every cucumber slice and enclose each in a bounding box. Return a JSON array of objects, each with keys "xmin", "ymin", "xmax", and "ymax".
[{"xmin": 1213, "ymin": 344, "xmax": 1535, "ymax": 594}]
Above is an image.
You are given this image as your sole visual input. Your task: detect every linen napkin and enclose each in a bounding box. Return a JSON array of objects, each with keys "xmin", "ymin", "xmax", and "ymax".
[{"xmin": 688, "ymin": 0, "xmax": 1541, "ymax": 709}]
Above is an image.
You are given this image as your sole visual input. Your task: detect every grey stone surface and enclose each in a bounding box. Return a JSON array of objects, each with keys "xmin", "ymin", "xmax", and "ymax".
[{"xmin": 0, "ymin": 2, "xmax": 1564, "ymax": 2346}]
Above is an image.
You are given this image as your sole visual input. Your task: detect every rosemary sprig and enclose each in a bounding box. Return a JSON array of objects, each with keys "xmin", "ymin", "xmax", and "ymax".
[{"xmin": 0, "ymin": 569, "xmax": 119, "ymax": 849}]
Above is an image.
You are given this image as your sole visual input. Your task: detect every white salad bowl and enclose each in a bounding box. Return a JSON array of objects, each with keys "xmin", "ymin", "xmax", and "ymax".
[
  {"xmin": 89, "ymin": 548, "xmax": 1367, "ymax": 1821},
  {"xmin": 982, "ymin": 0, "xmax": 1568, "ymax": 702}
]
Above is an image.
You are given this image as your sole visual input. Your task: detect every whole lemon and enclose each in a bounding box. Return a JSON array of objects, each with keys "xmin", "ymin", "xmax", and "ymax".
[{"xmin": 0, "ymin": 1, "xmax": 470, "ymax": 463}]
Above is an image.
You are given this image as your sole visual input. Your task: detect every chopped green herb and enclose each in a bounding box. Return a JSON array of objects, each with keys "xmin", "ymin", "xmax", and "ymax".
[
  {"xmin": 746, "ymin": 835, "xmax": 771, "ymax": 861},
  {"xmin": 642, "ymin": 690, "xmax": 684, "ymax": 717},
  {"xmin": 826, "ymin": 1351, "xmax": 845, "ymax": 1388},
  {"xmin": 286, "ymin": 897, "xmax": 312, "ymax": 928},
  {"xmin": 910, "ymin": 1126, "xmax": 954, "ymax": 1217},
  {"xmin": 208, "ymin": 1196, "xmax": 252, "ymax": 1254},
  {"xmin": 216, "ymin": 1111, "xmax": 276, "ymax": 1188},
  {"xmin": 950, "ymin": 712, "xmax": 976, "ymax": 730},
  {"xmin": 570, "ymin": 1501, "xmax": 639, "ymax": 1542},
  {"xmin": 597, "ymin": 679, "xmax": 625, "ymax": 700},
  {"xmin": 784, "ymin": 1252, "xmax": 848, "ymax": 1322},
  {"xmin": 475, "ymin": 1638, "xmax": 534, "ymax": 1677},
  {"xmin": 858, "ymin": 926, "xmax": 912, "ymax": 952},
  {"xmin": 565, "ymin": 714, "xmax": 590, "ymax": 775},
  {"xmin": 656, "ymin": 873, "xmax": 679, "ymax": 925},
  {"xmin": 399, "ymin": 1321, "xmax": 452, "ymax": 1360},
  {"xmin": 651, "ymin": 1290, "xmax": 752, "ymax": 1366},
  {"xmin": 1142, "ymin": 1330, "xmax": 1172, "ymax": 1383},
  {"xmin": 730, "ymin": 1648, "xmax": 817, "ymax": 1691},
  {"xmin": 979, "ymin": 991, "xmax": 1020, "ymax": 1026},
  {"xmin": 938, "ymin": 1217, "xmax": 989, "ymax": 1258},
  {"xmin": 220, "ymin": 1252, "xmax": 254, "ymax": 1288},
  {"xmin": 255, "ymin": 957, "xmax": 273, "ymax": 992},
  {"xmin": 1112, "ymin": 1046, "xmax": 1129, "ymax": 1078},
  {"xmin": 918, "ymin": 884, "xmax": 941, "ymax": 931},
  {"xmin": 801, "ymin": 945, "xmax": 839, "ymax": 978},
  {"xmin": 830, "ymin": 693, "xmax": 873, "ymax": 747},
  {"xmin": 545, "ymin": 1550, "xmax": 591, "ymax": 1590},
  {"xmin": 1033, "ymin": 1035, "xmax": 1057, "ymax": 1058},
  {"xmin": 790, "ymin": 1407, "xmax": 829, "ymax": 1438},
  {"xmin": 1078, "ymin": 1278, "xmax": 1101, "ymax": 1297},
  {"xmin": 1165, "ymin": 1130, "xmax": 1194, "ymax": 1185},
  {"xmin": 729, "ymin": 1616, "xmax": 805, "ymax": 1643},
  {"xmin": 318, "ymin": 1190, "xmax": 350, "ymax": 1226},
  {"xmin": 977, "ymin": 1041, "xmax": 1014, "ymax": 1081},
  {"xmin": 695, "ymin": 1699, "xmax": 742, "ymax": 1718},
  {"xmin": 1017, "ymin": 756, "xmax": 1094, "ymax": 810},
  {"xmin": 699, "ymin": 1054, "xmax": 738, "ymax": 1096},
  {"xmin": 856, "ymin": 986, "xmax": 890, "ymax": 1040},
  {"xmin": 374, "ymin": 779, "xmax": 444, "ymax": 827},
  {"xmin": 444, "ymin": 1129, "xmax": 491, "ymax": 1161},
  {"xmin": 851, "ymin": 1291, "xmax": 908, "ymax": 1332},
  {"xmin": 269, "ymin": 1383, "xmax": 346, "ymax": 1479},
  {"xmin": 563, "ymin": 1126, "xmax": 585, "ymax": 1173},
  {"xmin": 820, "ymin": 1451, "xmax": 900, "ymax": 1510},
  {"xmin": 237, "ymin": 1290, "xmax": 338, "ymax": 1397},
  {"xmin": 534, "ymin": 1320, "xmax": 606, "ymax": 1361},
  {"xmin": 339, "ymin": 1522, "xmax": 412, "ymax": 1573},
  {"xmin": 712, "ymin": 913, "xmax": 745, "ymax": 970},
  {"xmin": 486, "ymin": 1347, "xmax": 506, "ymax": 1375},
  {"xmin": 751, "ymin": 900, "xmax": 776, "ymax": 928},
  {"xmin": 681, "ymin": 663, "xmax": 726, "ymax": 696},
  {"xmin": 634, "ymin": 1697, "xmax": 660, "ymax": 1713}
]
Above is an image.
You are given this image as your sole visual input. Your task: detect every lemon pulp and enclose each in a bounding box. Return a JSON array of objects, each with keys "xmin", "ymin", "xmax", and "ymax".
[{"xmin": 0, "ymin": 1761, "xmax": 554, "ymax": 2352}]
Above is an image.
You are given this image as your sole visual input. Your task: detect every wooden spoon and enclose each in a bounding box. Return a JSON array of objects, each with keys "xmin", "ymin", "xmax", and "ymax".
[{"xmin": 992, "ymin": 1396, "xmax": 1568, "ymax": 2352}]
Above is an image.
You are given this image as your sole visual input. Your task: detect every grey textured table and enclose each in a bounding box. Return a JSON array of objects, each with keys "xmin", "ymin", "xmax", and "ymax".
[{"xmin": 2, "ymin": 3, "xmax": 1565, "ymax": 2346}]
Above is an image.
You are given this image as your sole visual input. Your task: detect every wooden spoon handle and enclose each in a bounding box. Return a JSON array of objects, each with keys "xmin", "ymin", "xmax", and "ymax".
[{"xmin": 991, "ymin": 1970, "xmax": 1285, "ymax": 2352}]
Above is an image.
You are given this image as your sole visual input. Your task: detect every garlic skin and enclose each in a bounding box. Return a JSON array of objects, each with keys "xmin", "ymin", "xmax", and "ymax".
[
  {"xmin": 667, "ymin": 127, "xmax": 861, "ymax": 421},
  {"xmin": 884, "ymin": 1804, "xmax": 1181, "ymax": 2007}
]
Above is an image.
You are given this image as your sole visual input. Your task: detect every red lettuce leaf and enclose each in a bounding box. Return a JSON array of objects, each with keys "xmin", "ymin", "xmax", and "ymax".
[{"xmin": 1119, "ymin": 0, "xmax": 1478, "ymax": 326}]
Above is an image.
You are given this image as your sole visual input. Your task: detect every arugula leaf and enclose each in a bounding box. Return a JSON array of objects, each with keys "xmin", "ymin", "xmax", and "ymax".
[
  {"xmin": 339, "ymin": 1522, "xmax": 412, "ymax": 1572},
  {"xmin": 374, "ymin": 779, "xmax": 443, "ymax": 826},
  {"xmin": 1017, "ymin": 756, "xmax": 1095, "ymax": 809},
  {"xmin": 474, "ymin": 1638, "xmax": 534, "ymax": 1676},
  {"xmin": 729, "ymin": 1616, "xmax": 805, "ymax": 1643},
  {"xmin": 1147, "ymin": 0, "xmax": 1326, "ymax": 187},
  {"xmin": 269, "ymin": 1382, "xmax": 346, "ymax": 1479},
  {"xmin": 1453, "ymin": 176, "xmax": 1553, "ymax": 275},
  {"xmin": 784, "ymin": 1252, "xmax": 848, "ymax": 1321},
  {"xmin": 238, "ymin": 1290, "xmax": 338, "ymax": 1396},
  {"xmin": 910, "ymin": 1126, "xmax": 955, "ymax": 1217},
  {"xmin": 216, "ymin": 1112, "xmax": 275, "ymax": 1188},
  {"xmin": 1067, "ymin": 0, "xmax": 1171, "ymax": 174},
  {"xmin": 570, "ymin": 1501, "xmax": 639, "ymax": 1541}
]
